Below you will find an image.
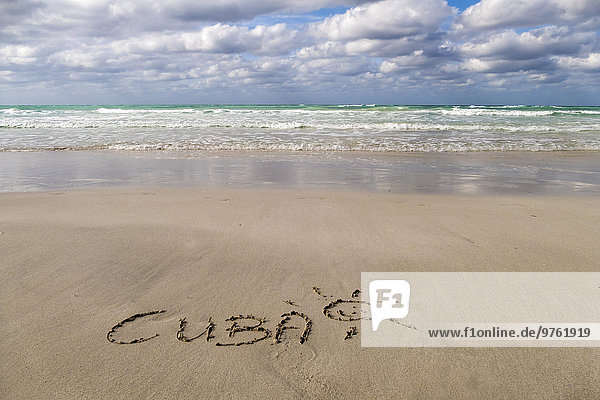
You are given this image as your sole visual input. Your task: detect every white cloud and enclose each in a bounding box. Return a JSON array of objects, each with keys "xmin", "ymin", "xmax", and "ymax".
[
  {"xmin": 49, "ymin": 23, "xmax": 298, "ymax": 70},
  {"xmin": 300, "ymin": 0, "xmax": 454, "ymax": 59},
  {"xmin": 379, "ymin": 50, "xmax": 431, "ymax": 73},
  {"xmin": 1, "ymin": 0, "xmax": 599, "ymax": 104},
  {"xmin": 454, "ymin": 0, "xmax": 600, "ymax": 31},
  {"xmin": 458, "ymin": 26, "xmax": 594, "ymax": 60},
  {"xmin": 183, "ymin": 23, "xmax": 298, "ymax": 55},
  {"xmin": 297, "ymin": 35, "xmax": 437, "ymax": 58},
  {"xmin": 0, "ymin": 45, "xmax": 39, "ymax": 64},
  {"xmin": 460, "ymin": 58, "xmax": 551, "ymax": 74},
  {"xmin": 313, "ymin": 0, "xmax": 455, "ymax": 41},
  {"xmin": 296, "ymin": 42, "xmax": 347, "ymax": 59},
  {"xmin": 555, "ymin": 53, "xmax": 600, "ymax": 71},
  {"xmin": 13, "ymin": 0, "xmax": 375, "ymax": 33},
  {"xmin": 379, "ymin": 60, "xmax": 400, "ymax": 73}
]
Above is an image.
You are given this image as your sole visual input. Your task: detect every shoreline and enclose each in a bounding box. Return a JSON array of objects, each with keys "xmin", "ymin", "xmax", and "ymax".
[
  {"xmin": 1, "ymin": 149, "xmax": 599, "ymax": 195},
  {"xmin": 2, "ymin": 147, "xmax": 600, "ymax": 155}
]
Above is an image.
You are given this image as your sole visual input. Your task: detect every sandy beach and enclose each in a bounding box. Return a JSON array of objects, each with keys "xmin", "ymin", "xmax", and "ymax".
[
  {"xmin": 3, "ymin": 0, "xmax": 600, "ymax": 396},
  {"xmin": 1, "ymin": 187, "xmax": 599, "ymax": 399}
]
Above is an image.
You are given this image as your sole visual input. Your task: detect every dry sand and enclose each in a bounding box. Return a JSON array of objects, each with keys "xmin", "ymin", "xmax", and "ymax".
[{"xmin": 1, "ymin": 188, "xmax": 599, "ymax": 399}]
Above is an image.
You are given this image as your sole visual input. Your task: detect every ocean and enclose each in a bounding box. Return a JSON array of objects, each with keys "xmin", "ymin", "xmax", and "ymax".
[{"xmin": 2, "ymin": 104, "xmax": 600, "ymax": 152}]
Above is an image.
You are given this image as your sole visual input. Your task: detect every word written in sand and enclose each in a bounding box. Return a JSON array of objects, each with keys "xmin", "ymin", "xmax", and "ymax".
[
  {"xmin": 345, "ymin": 326, "xmax": 358, "ymax": 340},
  {"xmin": 107, "ymin": 287, "xmax": 361, "ymax": 346}
]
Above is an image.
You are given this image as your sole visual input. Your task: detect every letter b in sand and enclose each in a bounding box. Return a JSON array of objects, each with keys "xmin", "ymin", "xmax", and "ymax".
[{"xmin": 369, "ymin": 280, "xmax": 410, "ymax": 331}]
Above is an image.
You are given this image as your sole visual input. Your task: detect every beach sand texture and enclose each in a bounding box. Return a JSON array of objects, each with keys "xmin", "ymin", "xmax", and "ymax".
[{"xmin": 1, "ymin": 188, "xmax": 599, "ymax": 399}]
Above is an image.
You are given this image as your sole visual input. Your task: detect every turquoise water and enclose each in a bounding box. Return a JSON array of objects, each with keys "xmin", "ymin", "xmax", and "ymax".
[{"xmin": 1, "ymin": 104, "xmax": 600, "ymax": 152}]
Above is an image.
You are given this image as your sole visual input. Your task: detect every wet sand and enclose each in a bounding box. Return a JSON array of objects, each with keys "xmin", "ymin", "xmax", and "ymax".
[
  {"xmin": 1, "ymin": 150, "xmax": 599, "ymax": 194},
  {"xmin": 1, "ymin": 188, "xmax": 599, "ymax": 399}
]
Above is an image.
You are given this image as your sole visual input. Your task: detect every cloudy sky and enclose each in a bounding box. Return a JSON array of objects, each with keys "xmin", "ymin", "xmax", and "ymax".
[{"xmin": 1, "ymin": 0, "xmax": 599, "ymax": 105}]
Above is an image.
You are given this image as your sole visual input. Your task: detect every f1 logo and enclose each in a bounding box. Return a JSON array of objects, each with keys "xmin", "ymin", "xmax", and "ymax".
[{"xmin": 369, "ymin": 280, "xmax": 411, "ymax": 331}]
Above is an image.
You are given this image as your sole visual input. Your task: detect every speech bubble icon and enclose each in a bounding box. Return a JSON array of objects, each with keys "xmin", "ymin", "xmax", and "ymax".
[{"xmin": 369, "ymin": 279, "xmax": 411, "ymax": 331}]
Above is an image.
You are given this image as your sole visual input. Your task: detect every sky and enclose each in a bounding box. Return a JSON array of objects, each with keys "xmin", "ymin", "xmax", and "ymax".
[{"xmin": 1, "ymin": 0, "xmax": 599, "ymax": 105}]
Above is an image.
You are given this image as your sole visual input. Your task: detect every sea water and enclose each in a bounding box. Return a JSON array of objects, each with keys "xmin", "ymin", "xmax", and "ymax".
[{"xmin": 2, "ymin": 104, "xmax": 600, "ymax": 152}]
